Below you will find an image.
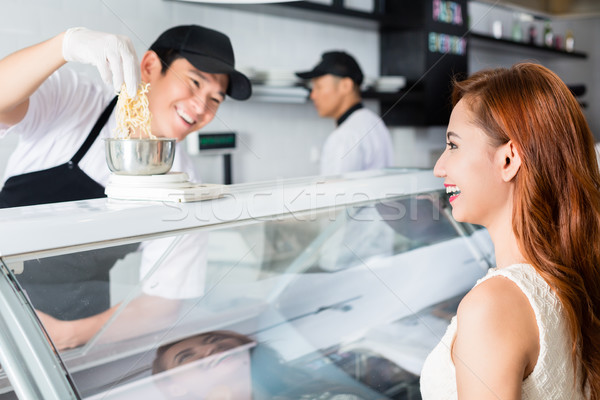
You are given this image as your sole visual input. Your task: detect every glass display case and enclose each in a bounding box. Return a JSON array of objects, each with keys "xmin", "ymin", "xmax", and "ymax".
[{"xmin": 0, "ymin": 169, "xmax": 494, "ymax": 400}]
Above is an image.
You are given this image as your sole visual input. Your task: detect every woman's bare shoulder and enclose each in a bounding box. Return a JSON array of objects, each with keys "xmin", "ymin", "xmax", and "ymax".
[{"xmin": 455, "ymin": 275, "xmax": 540, "ymax": 381}]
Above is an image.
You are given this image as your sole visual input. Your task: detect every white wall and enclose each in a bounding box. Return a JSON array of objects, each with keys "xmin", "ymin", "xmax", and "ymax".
[
  {"xmin": 0, "ymin": 0, "xmax": 391, "ymax": 184},
  {"xmin": 1, "ymin": 1, "xmax": 598, "ymax": 184}
]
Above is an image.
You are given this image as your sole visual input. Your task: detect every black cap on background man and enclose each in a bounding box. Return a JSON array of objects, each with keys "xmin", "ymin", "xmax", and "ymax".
[
  {"xmin": 293, "ymin": 50, "xmax": 393, "ymax": 177},
  {"xmin": 295, "ymin": 51, "xmax": 364, "ymax": 87}
]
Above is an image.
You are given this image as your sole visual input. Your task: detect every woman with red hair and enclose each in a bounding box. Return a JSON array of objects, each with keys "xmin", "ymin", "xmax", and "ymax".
[{"xmin": 421, "ymin": 63, "xmax": 599, "ymax": 399}]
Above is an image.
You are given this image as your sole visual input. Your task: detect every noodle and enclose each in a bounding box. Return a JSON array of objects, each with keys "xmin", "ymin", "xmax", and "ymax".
[{"xmin": 114, "ymin": 83, "xmax": 154, "ymax": 139}]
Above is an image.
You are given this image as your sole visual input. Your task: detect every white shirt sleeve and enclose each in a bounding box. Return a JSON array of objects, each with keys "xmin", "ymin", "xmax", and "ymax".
[
  {"xmin": 1, "ymin": 68, "xmax": 114, "ymax": 185},
  {"xmin": 135, "ymin": 146, "xmax": 207, "ymax": 299},
  {"xmin": 320, "ymin": 108, "xmax": 393, "ymax": 175},
  {"xmin": 320, "ymin": 129, "xmax": 364, "ymax": 175},
  {"xmin": 2, "ymin": 67, "xmax": 208, "ymax": 300},
  {"xmin": 138, "ymin": 232, "xmax": 208, "ymax": 299}
]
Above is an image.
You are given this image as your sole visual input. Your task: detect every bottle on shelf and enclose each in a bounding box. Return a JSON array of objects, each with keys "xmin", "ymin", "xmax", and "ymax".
[
  {"xmin": 543, "ymin": 21, "xmax": 554, "ymax": 47},
  {"xmin": 511, "ymin": 14, "xmax": 522, "ymax": 42},
  {"xmin": 565, "ymin": 30, "xmax": 575, "ymax": 52},
  {"xmin": 554, "ymin": 35, "xmax": 562, "ymax": 50},
  {"xmin": 492, "ymin": 20, "xmax": 502, "ymax": 39},
  {"xmin": 528, "ymin": 24, "xmax": 537, "ymax": 44}
]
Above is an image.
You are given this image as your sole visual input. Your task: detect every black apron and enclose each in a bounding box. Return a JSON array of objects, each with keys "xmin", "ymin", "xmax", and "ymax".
[
  {"xmin": 0, "ymin": 96, "xmax": 138, "ymax": 320},
  {"xmin": 0, "ymin": 96, "xmax": 117, "ymax": 207}
]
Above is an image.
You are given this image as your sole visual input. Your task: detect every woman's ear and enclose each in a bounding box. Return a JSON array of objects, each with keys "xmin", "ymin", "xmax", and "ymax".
[
  {"xmin": 499, "ymin": 140, "xmax": 522, "ymax": 182},
  {"xmin": 140, "ymin": 50, "xmax": 161, "ymax": 83}
]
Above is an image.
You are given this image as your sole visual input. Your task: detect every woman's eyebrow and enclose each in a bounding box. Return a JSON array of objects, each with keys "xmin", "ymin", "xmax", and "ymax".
[{"xmin": 446, "ymin": 131, "xmax": 460, "ymax": 140}]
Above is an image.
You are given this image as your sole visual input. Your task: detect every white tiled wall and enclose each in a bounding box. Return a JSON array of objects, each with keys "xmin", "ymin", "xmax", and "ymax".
[
  {"xmin": 3, "ymin": 0, "xmax": 428, "ymax": 184},
  {"xmin": 2, "ymin": 1, "xmax": 598, "ymax": 184}
]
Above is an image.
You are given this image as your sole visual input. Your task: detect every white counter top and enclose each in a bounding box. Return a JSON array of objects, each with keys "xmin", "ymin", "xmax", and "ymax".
[{"xmin": 0, "ymin": 169, "xmax": 442, "ymax": 260}]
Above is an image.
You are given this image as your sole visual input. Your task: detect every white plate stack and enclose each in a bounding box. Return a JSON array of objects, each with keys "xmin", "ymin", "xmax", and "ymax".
[
  {"xmin": 105, "ymin": 172, "xmax": 226, "ymax": 203},
  {"xmin": 361, "ymin": 76, "xmax": 377, "ymax": 91},
  {"xmin": 374, "ymin": 76, "xmax": 407, "ymax": 92},
  {"xmin": 240, "ymin": 68, "xmax": 301, "ymax": 87},
  {"xmin": 262, "ymin": 69, "xmax": 300, "ymax": 87},
  {"xmin": 345, "ymin": 0, "xmax": 375, "ymax": 13}
]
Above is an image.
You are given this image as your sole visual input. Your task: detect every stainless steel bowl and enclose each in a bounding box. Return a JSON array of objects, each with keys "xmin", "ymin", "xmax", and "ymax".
[{"xmin": 104, "ymin": 138, "xmax": 176, "ymax": 175}]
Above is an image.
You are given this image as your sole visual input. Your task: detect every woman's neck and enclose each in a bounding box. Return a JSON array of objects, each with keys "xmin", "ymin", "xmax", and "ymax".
[{"xmin": 486, "ymin": 208, "xmax": 527, "ymax": 269}]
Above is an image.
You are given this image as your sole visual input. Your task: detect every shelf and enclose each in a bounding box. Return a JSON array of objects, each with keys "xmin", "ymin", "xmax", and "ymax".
[
  {"xmin": 276, "ymin": 1, "xmax": 384, "ymax": 21},
  {"xmin": 250, "ymin": 85, "xmax": 308, "ymax": 103},
  {"xmin": 182, "ymin": 0, "xmax": 417, "ymax": 30},
  {"xmin": 469, "ymin": 32, "xmax": 587, "ymax": 59},
  {"xmin": 193, "ymin": 1, "xmax": 381, "ymax": 30},
  {"xmin": 362, "ymin": 84, "xmax": 424, "ymax": 103},
  {"xmin": 248, "ymin": 85, "xmax": 423, "ymax": 105}
]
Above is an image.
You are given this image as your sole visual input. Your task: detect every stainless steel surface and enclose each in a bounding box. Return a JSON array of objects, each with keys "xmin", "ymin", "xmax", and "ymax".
[{"xmin": 104, "ymin": 138, "xmax": 176, "ymax": 175}]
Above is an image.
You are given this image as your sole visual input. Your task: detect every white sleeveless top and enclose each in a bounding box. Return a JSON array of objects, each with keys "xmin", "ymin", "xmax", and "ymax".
[{"xmin": 420, "ymin": 263, "xmax": 584, "ymax": 399}]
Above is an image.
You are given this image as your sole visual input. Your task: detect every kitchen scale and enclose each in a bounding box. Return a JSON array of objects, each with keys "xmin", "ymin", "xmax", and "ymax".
[{"xmin": 105, "ymin": 172, "xmax": 226, "ymax": 203}]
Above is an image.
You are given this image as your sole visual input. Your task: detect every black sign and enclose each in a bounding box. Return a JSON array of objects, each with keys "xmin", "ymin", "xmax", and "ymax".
[{"xmin": 198, "ymin": 132, "xmax": 236, "ymax": 151}]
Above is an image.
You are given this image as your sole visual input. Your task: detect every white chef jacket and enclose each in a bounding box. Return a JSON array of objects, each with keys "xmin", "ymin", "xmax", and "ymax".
[
  {"xmin": 320, "ymin": 106, "xmax": 393, "ymax": 175},
  {"xmin": 318, "ymin": 105, "xmax": 395, "ymax": 271},
  {"xmin": 0, "ymin": 67, "xmax": 206, "ymax": 300},
  {"xmin": 0, "ymin": 68, "xmax": 198, "ymax": 186}
]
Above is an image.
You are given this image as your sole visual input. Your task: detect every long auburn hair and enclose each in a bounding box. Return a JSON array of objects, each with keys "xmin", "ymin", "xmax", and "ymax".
[{"xmin": 453, "ymin": 62, "xmax": 600, "ymax": 397}]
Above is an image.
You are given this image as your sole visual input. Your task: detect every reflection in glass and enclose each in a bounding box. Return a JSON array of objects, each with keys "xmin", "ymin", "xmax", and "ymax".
[
  {"xmin": 19, "ymin": 243, "xmax": 139, "ymax": 320},
  {"xmin": 0, "ymin": 191, "xmax": 494, "ymax": 399},
  {"xmin": 10, "ymin": 231, "xmax": 209, "ymax": 352}
]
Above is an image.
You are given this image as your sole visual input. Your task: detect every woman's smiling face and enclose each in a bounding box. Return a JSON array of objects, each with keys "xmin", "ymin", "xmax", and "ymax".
[{"xmin": 433, "ymin": 99, "xmax": 512, "ymax": 227}]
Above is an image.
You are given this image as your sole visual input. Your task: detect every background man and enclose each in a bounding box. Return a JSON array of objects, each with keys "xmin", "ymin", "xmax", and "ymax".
[{"xmin": 296, "ymin": 50, "xmax": 393, "ymax": 175}]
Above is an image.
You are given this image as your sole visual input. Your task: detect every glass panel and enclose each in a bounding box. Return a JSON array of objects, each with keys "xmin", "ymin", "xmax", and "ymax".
[
  {"xmin": 1, "ymin": 190, "xmax": 494, "ymax": 399},
  {"xmin": 15, "ymin": 242, "xmax": 141, "ymax": 322},
  {"xmin": 0, "ymin": 257, "xmax": 78, "ymax": 400}
]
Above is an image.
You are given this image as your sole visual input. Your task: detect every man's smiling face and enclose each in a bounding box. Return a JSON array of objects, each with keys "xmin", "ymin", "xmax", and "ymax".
[{"xmin": 144, "ymin": 55, "xmax": 228, "ymax": 141}]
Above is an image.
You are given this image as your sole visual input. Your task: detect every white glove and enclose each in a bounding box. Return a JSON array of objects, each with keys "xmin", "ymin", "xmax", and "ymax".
[{"xmin": 62, "ymin": 27, "xmax": 140, "ymax": 97}]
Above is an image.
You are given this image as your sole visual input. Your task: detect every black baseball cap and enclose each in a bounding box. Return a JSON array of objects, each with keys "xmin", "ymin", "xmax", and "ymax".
[
  {"xmin": 150, "ymin": 25, "xmax": 251, "ymax": 100},
  {"xmin": 295, "ymin": 51, "xmax": 364, "ymax": 86}
]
